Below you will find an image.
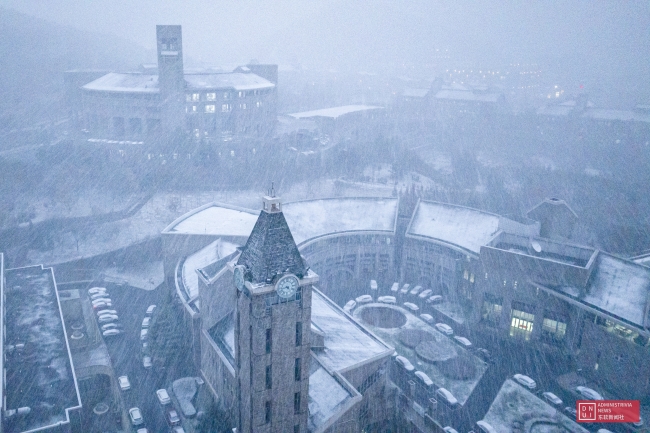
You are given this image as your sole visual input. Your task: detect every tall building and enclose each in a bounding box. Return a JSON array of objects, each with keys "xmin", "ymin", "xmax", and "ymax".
[
  {"xmin": 156, "ymin": 25, "xmax": 185, "ymax": 135},
  {"xmin": 233, "ymin": 194, "xmax": 317, "ymax": 433}
]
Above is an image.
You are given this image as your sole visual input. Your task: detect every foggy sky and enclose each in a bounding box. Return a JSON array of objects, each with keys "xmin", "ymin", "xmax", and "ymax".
[{"xmin": 3, "ymin": 0, "xmax": 650, "ymax": 80}]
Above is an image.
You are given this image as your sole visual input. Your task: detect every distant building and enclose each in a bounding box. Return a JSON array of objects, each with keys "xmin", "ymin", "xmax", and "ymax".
[
  {"xmin": 68, "ymin": 25, "xmax": 277, "ymax": 149},
  {"xmin": 286, "ymin": 105, "xmax": 384, "ymax": 143}
]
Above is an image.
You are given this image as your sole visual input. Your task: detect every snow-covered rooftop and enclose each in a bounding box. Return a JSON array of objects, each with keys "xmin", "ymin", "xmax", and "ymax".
[
  {"xmin": 407, "ymin": 201, "xmax": 501, "ymax": 255},
  {"xmin": 288, "ymin": 105, "xmax": 384, "ymax": 119},
  {"xmin": 83, "ymin": 72, "xmax": 159, "ymax": 93},
  {"xmin": 182, "ymin": 239, "xmax": 239, "ymax": 301},
  {"xmin": 283, "ymin": 197, "xmax": 398, "ymax": 245},
  {"xmin": 582, "ymin": 108, "xmax": 650, "ymax": 123},
  {"xmin": 551, "ymin": 254, "xmax": 650, "ymax": 328},
  {"xmin": 435, "ymin": 89, "xmax": 502, "ymax": 103},
  {"xmin": 311, "ymin": 290, "xmax": 392, "ymax": 373},
  {"xmin": 308, "ymin": 364, "xmax": 355, "ymax": 432},
  {"xmin": 184, "ymin": 72, "xmax": 275, "ymax": 91},
  {"xmin": 481, "ymin": 379, "xmax": 588, "ymax": 433},
  {"xmin": 536, "ymin": 104, "xmax": 575, "ymax": 117},
  {"xmin": 403, "ymin": 88, "xmax": 430, "ymax": 98},
  {"xmin": 163, "ymin": 202, "xmax": 258, "ymax": 236}
]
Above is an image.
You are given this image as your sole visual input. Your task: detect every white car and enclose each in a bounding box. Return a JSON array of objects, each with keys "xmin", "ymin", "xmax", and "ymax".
[
  {"xmin": 542, "ymin": 391, "xmax": 562, "ymax": 406},
  {"xmin": 97, "ymin": 310, "xmax": 117, "ymax": 317},
  {"xmin": 453, "ymin": 336, "xmax": 472, "ymax": 348},
  {"xmin": 92, "ymin": 298, "xmax": 112, "ymax": 306},
  {"xmin": 435, "ymin": 323, "xmax": 454, "ymax": 335},
  {"xmin": 443, "ymin": 427, "xmax": 459, "ymax": 433},
  {"xmin": 576, "ymin": 386, "xmax": 603, "ymax": 400},
  {"xmin": 88, "ymin": 287, "xmax": 107, "ymax": 295},
  {"xmin": 409, "ymin": 285, "xmax": 422, "ymax": 295},
  {"xmin": 172, "ymin": 428, "xmax": 186, "ymax": 433},
  {"xmin": 90, "ymin": 292, "xmax": 110, "ymax": 301},
  {"xmin": 93, "ymin": 301, "xmax": 113, "ymax": 309},
  {"xmin": 142, "ymin": 317, "xmax": 151, "ymax": 329},
  {"xmin": 427, "ymin": 295, "xmax": 443, "ymax": 304},
  {"xmin": 399, "ymin": 284, "xmax": 410, "ymax": 294},
  {"xmin": 118, "ymin": 375, "xmax": 130, "ymax": 391},
  {"xmin": 129, "ymin": 407, "xmax": 143, "ymax": 425},
  {"xmin": 146, "ymin": 305, "xmax": 156, "ymax": 315},
  {"xmin": 98, "ymin": 314, "xmax": 119, "ymax": 323},
  {"xmin": 395, "ymin": 355, "xmax": 415, "ymax": 372},
  {"xmin": 436, "ymin": 387, "xmax": 458, "ymax": 406},
  {"xmin": 140, "ymin": 329, "xmax": 148, "ymax": 341},
  {"xmin": 476, "ymin": 420, "xmax": 498, "ymax": 433},
  {"xmin": 143, "ymin": 356, "xmax": 152, "ymax": 368},
  {"xmin": 103, "ymin": 329, "xmax": 122, "ymax": 337},
  {"xmin": 403, "ymin": 302, "xmax": 419, "ymax": 312},
  {"xmin": 156, "ymin": 388, "xmax": 171, "ymax": 405},
  {"xmin": 414, "ymin": 371, "xmax": 434, "ymax": 387},
  {"xmin": 390, "ymin": 282, "xmax": 399, "ymax": 293},
  {"xmin": 420, "ymin": 313, "xmax": 433, "ymax": 324},
  {"xmin": 378, "ymin": 296, "xmax": 396, "ymax": 304},
  {"xmin": 513, "ymin": 374, "xmax": 537, "ymax": 390},
  {"xmin": 343, "ymin": 300, "xmax": 357, "ymax": 312},
  {"xmin": 418, "ymin": 289, "xmax": 433, "ymax": 299},
  {"xmin": 137, "ymin": 429, "xmax": 149, "ymax": 433},
  {"xmin": 101, "ymin": 323, "xmax": 123, "ymax": 331},
  {"xmin": 355, "ymin": 294, "xmax": 373, "ymax": 304}
]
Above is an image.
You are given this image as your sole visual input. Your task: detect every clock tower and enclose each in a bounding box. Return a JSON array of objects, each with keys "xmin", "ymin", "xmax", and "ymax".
[{"xmin": 231, "ymin": 192, "xmax": 318, "ymax": 433}]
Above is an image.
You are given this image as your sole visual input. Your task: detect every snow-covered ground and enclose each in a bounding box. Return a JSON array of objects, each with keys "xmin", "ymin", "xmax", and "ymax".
[{"xmin": 102, "ymin": 260, "xmax": 164, "ymax": 291}]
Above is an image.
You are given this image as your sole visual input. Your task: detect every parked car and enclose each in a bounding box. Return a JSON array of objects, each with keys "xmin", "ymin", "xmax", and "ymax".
[
  {"xmin": 370, "ymin": 280, "xmax": 378, "ymax": 291},
  {"xmin": 93, "ymin": 301, "xmax": 113, "ymax": 309},
  {"xmin": 418, "ymin": 289, "xmax": 432, "ymax": 299},
  {"xmin": 420, "ymin": 313, "xmax": 433, "ymax": 324},
  {"xmin": 97, "ymin": 309, "xmax": 117, "ymax": 317},
  {"xmin": 476, "ymin": 420, "xmax": 498, "ymax": 433},
  {"xmin": 409, "ymin": 285, "xmax": 422, "ymax": 295},
  {"xmin": 118, "ymin": 375, "xmax": 130, "ymax": 391},
  {"xmin": 98, "ymin": 314, "xmax": 119, "ymax": 323},
  {"xmin": 378, "ymin": 296, "xmax": 396, "ymax": 304},
  {"xmin": 576, "ymin": 386, "xmax": 603, "ymax": 400},
  {"xmin": 395, "ymin": 355, "xmax": 415, "ymax": 372},
  {"xmin": 427, "ymin": 295, "xmax": 443, "ymax": 304},
  {"xmin": 443, "ymin": 427, "xmax": 459, "ymax": 433},
  {"xmin": 542, "ymin": 391, "xmax": 562, "ymax": 406},
  {"xmin": 167, "ymin": 409, "xmax": 181, "ymax": 426},
  {"xmin": 343, "ymin": 300, "xmax": 357, "ymax": 312},
  {"xmin": 513, "ymin": 374, "xmax": 536, "ymax": 390},
  {"xmin": 453, "ymin": 336, "xmax": 472, "ymax": 348},
  {"xmin": 146, "ymin": 305, "xmax": 156, "ymax": 315},
  {"xmin": 390, "ymin": 282, "xmax": 399, "ymax": 293},
  {"xmin": 156, "ymin": 389, "xmax": 171, "ymax": 405},
  {"xmin": 101, "ymin": 323, "xmax": 123, "ymax": 331},
  {"xmin": 103, "ymin": 329, "xmax": 122, "ymax": 337},
  {"xmin": 88, "ymin": 287, "xmax": 107, "ymax": 295},
  {"xmin": 355, "ymin": 294, "xmax": 373, "ymax": 304},
  {"xmin": 476, "ymin": 348, "xmax": 491, "ymax": 363},
  {"xmin": 565, "ymin": 406, "xmax": 577, "ymax": 418},
  {"xmin": 399, "ymin": 284, "xmax": 410, "ymax": 294},
  {"xmin": 436, "ymin": 388, "xmax": 458, "ymax": 407},
  {"xmin": 172, "ymin": 427, "xmax": 186, "ymax": 433},
  {"xmin": 140, "ymin": 329, "xmax": 148, "ymax": 341},
  {"xmin": 92, "ymin": 297, "xmax": 112, "ymax": 306},
  {"xmin": 403, "ymin": 302, "xmax": 419, "ymax": 312},
  {"xmin": 129, "ymin": 407, "xmax": 144, "ymax": 426},
  {"xmin": 143, "ymin": 356, "xmax": 152, "ymax": 368},
  {"xmin": 414, "ymin": 371, "xmax": 434, "ymax": 387},
  {"xmin": 142, "ymin": 317, "xmax": 151, "ymax": 329},
  {"xmin": 435, "ymin": 323, "xmax": 454, "ymax": 336},
  {"xmin": 136, "ymin": 428, "xmax": 149, "ymax": 433},
  {"xmin": 90, "ymin": 292, "xmax": 110, "ymax": 301}
]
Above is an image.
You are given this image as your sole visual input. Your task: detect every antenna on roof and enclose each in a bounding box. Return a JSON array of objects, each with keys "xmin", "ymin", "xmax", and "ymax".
[{"xmin": 269, "ymin": 182, "xmax": 275, "ymax": 198}]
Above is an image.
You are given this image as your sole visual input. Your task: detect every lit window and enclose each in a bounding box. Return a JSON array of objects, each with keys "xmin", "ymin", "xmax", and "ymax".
[
  {"xmin": 206, "ymin": 93, "xmax": 217, "ymax": 101},
  {"xmin": 222, "ymin": 104, "xmax": 231, "ymax": 112},
  {"xmin": 205, "ymin": 105, "xmax": 216, "ymax": 113},
  {"xmin": 192, "ymin": 93, "xmax": 200, "ymax": 101},
  {"xmin": 239, "ymin": 91, "xmax": 245, "ymax": 98},
  {"xmin": 469, "ymin": 273, "xmax": 475, "ymax": 283},
  {"xmin": 230, "ymin": 150, "xmax": 235, "ymax": 157},
  {"xmin": 256, "ymin": 101, "xmax": 262, "ymax": 108},
  {"xmin": 192, "ymin": 106, "xmax": 197, "ymax": 112},
  {"xmin": 463, "ymin": 270, "xmax": 469, "ymax": 280}
]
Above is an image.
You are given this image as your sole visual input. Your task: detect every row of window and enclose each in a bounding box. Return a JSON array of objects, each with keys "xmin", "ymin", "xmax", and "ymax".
[
  {"xmin": 481, "ymin": 300, "xmax": 567, "ymax": 342},
  {"xmin": 186, "ymin": 89, "xmax": 270, "ymax": 102},
  {"xmin": 186, "ymin": 101, "xmax": 264, "ymax": 114}
]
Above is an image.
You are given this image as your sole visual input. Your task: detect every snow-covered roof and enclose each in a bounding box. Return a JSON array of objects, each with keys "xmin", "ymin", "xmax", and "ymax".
[
  {"xmin": 182, "ymin": 239, "xmax": 239, "ymax": 301},
  {"xmin": 582, "ymin": 108, "xmax": 650, "ymax": 123},
  {"xmin": 536, "ymin": 104, "xmax": 575, "ymax": 117},
  {"xmin": 435, "ymin": 89, "xmax": 502, "ymax": 103},
  {"xmin": 83, "ymin": 72, "xmax": 159, "ymax": 93},
  {"xmin": 407, "ymin": 201, "xmax": 501, "ymax": 255},
  {"xmin": 550, "ymin": 254, "xmax": 650, "ymax": 328},
  {"xmin": 308, "ymin": 364, "xmax": 356, "ymax": 432},
  {"xmin": 184, "ymin": 72, "xmax": 275, "ymax": 91},
  {"xmin": 311, "ymin": 290, "xmax": 392, "ymax": 373},
  {"xmin": 288, "ymin": 105, "xmax": 384, "ymax": 119},
  {"xmin": 403, "ymin": 88, "xmax": 430, "ymax": 98},
  {"xmin": 481, "ymin": 379, "xmax": 588, "ymax": 433},
  {"xmin": 283, "ymin": 197, "xmax": 398, "ymax": 245},
  {"xmin": 163, "ymin": 202, "xmax": 258, "ymax": 237}
]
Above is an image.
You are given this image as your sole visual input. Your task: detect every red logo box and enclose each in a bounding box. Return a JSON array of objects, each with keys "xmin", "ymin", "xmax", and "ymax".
[{"xmin": 576, "ymin": 400, "xmax": 640, "ymax": 423}]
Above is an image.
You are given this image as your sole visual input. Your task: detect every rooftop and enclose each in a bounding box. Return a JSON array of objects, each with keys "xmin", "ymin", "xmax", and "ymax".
[
  {"xmin": 434, "ymin": 89, "xmax": 502, "ymax": 103},
  {"xmin": 184, "ymin": 72, "xmax": 275, "ymax": 91},
  {"xmin": 308, "ymin": 358, "xmax": 358, "ymax": 432},
  {"xmin": 182, "ymin": 239, "xmax": 239, "ymax": 302},
  {"xmin": 82, "ymin": 72, "xmax": 159, "ymax": 93},
  {"xmin": 3, "ymin": 265, "xmax": 81, "ymax": 433},
  {"xmin": 288, "ymin": 105, "xmax": 384, "ymax": 120},
  {"xmin": 407, "ymin": 201, "xmax": 501, "ymax": 255},
  {"xmin": 480, "ymin": 379, "xmax": 588, "ymax": 433},
  {"xmin": 162, "ymin": 202, "xmax": 258, "ymax": 237}
]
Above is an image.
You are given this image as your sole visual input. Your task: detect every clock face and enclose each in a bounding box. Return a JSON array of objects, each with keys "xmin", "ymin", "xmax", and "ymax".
[
  {"xmin": 234, "ymin": 266, "xmax": 245, "ymax": 291},
  {"xmin": 276, "ymin": 275, "xmax": 299, "ymax": 299}
]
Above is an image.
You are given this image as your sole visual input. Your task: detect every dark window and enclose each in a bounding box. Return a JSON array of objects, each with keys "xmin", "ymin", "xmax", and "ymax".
[
  {"xmin": 294, "ymin": 392, "xmax": 301, "ymax": 414},
  {"xmin": 265, "ymin": 401, "xmax": 271, "ymax": 423},
  {"xmin": 296, "ymin": 322, "xmax": 302, "ymax": 346},
  {"xmin": 295, "ymin": 358, "xmax": 301, "ymax": 381},
  {"xmin": 266, "ymin": 365, "xmax": 272, "ymax": 389},
  {"xmin": 294, "ymin": 425, "xmax": 300, "ymax": 433},
  {"xmin": 266, "ymin": 328, "xmax": 271, "ymax": 354}
]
